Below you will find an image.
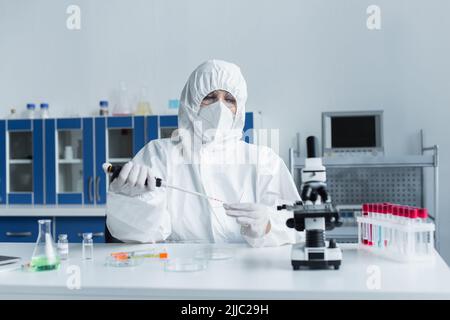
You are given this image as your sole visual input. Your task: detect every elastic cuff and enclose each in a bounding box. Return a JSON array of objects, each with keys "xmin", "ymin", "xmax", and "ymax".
[{"xmin": 242, "ymin": 220, "xmax": 272, "ymax": 248}]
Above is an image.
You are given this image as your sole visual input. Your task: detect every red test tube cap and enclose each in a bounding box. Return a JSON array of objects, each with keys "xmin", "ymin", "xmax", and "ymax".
[
  {"xmin": 418, "ymin": 208, "xmax": 428, "ymax": 219},
  {"xmin": 374, "ymin": 203, "xmax": 379, "ymax": 214},
  {"xmin": 409, "ymin": 208, "xmax": 418, "ymax": 219},
  {"xmin": 392, "ymin": 205, "xmax": 398, "ymax": 216},
  {"xmin": 362, "ymin": 203, "xmax": 369, "ymax": 214}
]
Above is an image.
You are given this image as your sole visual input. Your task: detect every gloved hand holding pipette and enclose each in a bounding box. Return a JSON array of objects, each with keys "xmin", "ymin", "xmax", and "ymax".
[
  {"xmin": 105, "ymin": 162, "xmax": 156, "ymax": 196},
  {"xmin": 104, "ymin": 162, "xmax": 225, "ymax": 203}
]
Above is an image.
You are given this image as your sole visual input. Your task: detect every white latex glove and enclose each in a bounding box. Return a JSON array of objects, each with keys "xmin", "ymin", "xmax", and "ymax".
[
  {"xmin": 109, "ymin": 161, "xmax": 156, "ymax": 196},
  {"xmin": 224, "ymin": 203, "xmax": 272, "ymax": 239}
]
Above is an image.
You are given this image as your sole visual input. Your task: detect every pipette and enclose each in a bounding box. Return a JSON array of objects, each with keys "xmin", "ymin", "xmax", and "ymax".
[{"xmin": 103, "ymin": 163, "xmax": 225, "ymax": 203}]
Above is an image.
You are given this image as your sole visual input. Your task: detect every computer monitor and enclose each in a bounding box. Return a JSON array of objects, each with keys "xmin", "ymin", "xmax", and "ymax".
[{"xmin": 322, "ymin": 111, "xmax": 384, "ymax": 156}]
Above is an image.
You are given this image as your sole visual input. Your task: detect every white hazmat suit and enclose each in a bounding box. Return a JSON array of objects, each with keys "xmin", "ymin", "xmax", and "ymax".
[{"xmin": 106, "ymin": 60, "xmax": 300, "ymax": 247}]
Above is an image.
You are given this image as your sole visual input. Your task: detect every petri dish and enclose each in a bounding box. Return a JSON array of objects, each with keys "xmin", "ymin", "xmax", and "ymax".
[
  {"xmin": 194, "ymin": 248, "xmax": 234, "ymax": 261},
  {"xmin": 105, "ymin": 256, "xmax": 143, "ymax": 268},
  {"xmin": 161, "ymin": 239, "xmax": 211, "ymax": 244},
  {"xmin": 164, "ymin": 258, "xmax": 208, "ymax": 272}
]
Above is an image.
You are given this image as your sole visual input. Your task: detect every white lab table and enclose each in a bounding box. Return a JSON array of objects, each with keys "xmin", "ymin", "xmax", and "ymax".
[{"xmin": 0, "ymin": 242, "xmax": 449, "ymax": 299}]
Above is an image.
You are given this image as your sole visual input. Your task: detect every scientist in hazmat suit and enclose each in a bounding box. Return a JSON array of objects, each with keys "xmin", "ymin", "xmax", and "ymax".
[{"xmin": 106, "ymin": 60, "xmax": 301, "ymax": 247}]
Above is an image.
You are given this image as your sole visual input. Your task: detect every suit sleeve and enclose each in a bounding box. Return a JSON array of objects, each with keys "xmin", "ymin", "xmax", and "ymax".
[
  {"xmin": 106, "ymin": 141, "xmax": 172, "ymax": 243},
  {"xmin": 243, "ymin": 147, "xmax": 301, "ymax": 247}
]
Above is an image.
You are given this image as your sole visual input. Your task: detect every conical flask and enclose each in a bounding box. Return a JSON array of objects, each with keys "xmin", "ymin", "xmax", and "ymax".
[
  {"xmin": 113, "ymin": 81, "xmax": 132, "ymax": 116},
  {"xmin": 135, "ymin": 87, "xmax": 153, "ymax": 115},
  {"xmin": 31, "ymin": 219, "xmax": 60, "ymax": 271}
]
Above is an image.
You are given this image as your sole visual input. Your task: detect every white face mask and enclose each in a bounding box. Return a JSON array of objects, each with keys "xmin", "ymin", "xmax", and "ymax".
[{"xmin": 196, "ymin": 101, "xmax": 235, "ymax": 143}]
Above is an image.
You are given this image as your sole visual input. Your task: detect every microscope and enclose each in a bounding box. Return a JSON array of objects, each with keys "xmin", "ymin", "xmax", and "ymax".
[{"xmin": 278, "ymin": 136, "xmax": 342, "ymax": 270}]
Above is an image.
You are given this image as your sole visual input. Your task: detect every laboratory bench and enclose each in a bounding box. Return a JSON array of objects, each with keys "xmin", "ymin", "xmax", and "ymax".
[{"xmin": 0, "ymin": 242, "xmax": 449, "ymax": 299}]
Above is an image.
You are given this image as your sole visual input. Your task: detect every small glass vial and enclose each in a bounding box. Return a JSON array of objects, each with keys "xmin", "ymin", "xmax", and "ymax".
[
  {"xmin": 40, "ymin": 103, "xmax": 50, "ymax": 118},
  {"xmin": 26, "ymin": 103, "xmax": 35, "ymax": 119},
  {"xmin": 99, "ymin": 100, "xmax": 109, "ymax": 116},
  {"xmin": 57, "ymin": 234, "xmax": 69, "ymax": 260},
  {"xmin": 7, "ymin": 108, "xmax": 17, "ymax": 119},
  {"xmin": 82, "ymin": 233, "xmax": 94, "ymax": 261}
]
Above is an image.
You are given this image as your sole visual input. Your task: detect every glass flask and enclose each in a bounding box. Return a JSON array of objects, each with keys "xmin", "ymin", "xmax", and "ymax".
[
  {"xmin": 113, "ymin": 81, "xmax": 132, "ymax": 116},
  {"xmin": 30, "ymin": 220, "xmax": 60, "ymax": 271},
  {"xmin": 135, "ymin": 87, "xmax": 153, "ymax": 115}
]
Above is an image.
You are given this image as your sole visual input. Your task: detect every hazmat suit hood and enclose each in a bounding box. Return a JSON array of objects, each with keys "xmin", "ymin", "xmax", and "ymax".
[{"xmin": 177, "ymin": 60, "xmax": 248, "ymax": 147}]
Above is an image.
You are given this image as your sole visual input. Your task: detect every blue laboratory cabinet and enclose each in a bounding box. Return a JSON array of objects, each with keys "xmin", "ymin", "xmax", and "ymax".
[
  {"xmin": 94, "ymin": 116, "xmax": 146, "ymax": 205},
  {"xmin": 0, "ymin": 113, "xmax": 254, "ymax": 242},
  {"xmin": 45, "ymin": 118, "xmax": 94, "ymax": 205},
  {"xmin": 44, "ymin": 116, "xmax": 146, "ymax": 205},
  {"xmin": 0, "ymin": 119, "xmax": 44, "ymax": 205}
]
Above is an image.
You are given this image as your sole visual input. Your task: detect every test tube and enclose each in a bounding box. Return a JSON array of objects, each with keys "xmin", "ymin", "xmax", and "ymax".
[
  {"xmin": 366, "ymin": 204, "xmax": 373, "ymax": 246},
  {"xmin": 370, "ymin": 204, "xmax": 376, "ymax": 247},
  {"xmin": 378, "ymin": 204, "xmax": 386, "ymax": 248},
  {"xmin": 406, "ymin": 208, "xmax": 418, "ymax": 255},
  {"xmin": 377, "ymin": 204, "xmax": 384, "ymax": 248},
  {"xmin": 361, "ymin": 204, "xmax": 368, "ymax": 245},
  {"xmin": 392, "ymin": 206, "xmax": 400, "ymax": 253},
  {"xmin": 417, "ymin": 208, "xmax": 430, "ymax": 255},
  {"xmin": 370, "ymin": 203, "xmax": 375, "ymax": 246},
  {"xmin": 398, "ymin": 206, "xmax": 405, "ymax": 253},
  {"xmin": 410, "ymin": 207, "xmax": 421, "ymax": 255},
  {"xmin": 360, "ymin": 203, "xmax": 369, "ymax": 245},
  {"xmin": 384, "ymin": 204, "xmax": 393, "ymax": 250}
]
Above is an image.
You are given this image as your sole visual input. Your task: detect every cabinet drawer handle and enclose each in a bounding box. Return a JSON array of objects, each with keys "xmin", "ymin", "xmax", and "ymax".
[
  {"xmin": 95, "ymin": 176, "xmax": 101, "ymax": 202},
  {"xmin": 6, "ymin": 231, "xmax": 32, "ymax": 237},
  {"xmin": 77, "ymin": 232, "xmax": 104, "ymax": 238},
  {"xmin": 88, "ymin": 176, "xmax": 94, "ymax": 202}
]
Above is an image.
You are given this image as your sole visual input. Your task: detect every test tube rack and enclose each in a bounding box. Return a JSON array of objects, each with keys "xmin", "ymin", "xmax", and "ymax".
[{"xmin": 356, "ymin": 203, "xmax": 435, "ymax": 262}]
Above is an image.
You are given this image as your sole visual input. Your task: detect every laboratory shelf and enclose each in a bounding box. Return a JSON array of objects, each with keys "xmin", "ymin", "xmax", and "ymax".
[
  {"xmin": 108, "ymin": 158, "xmax": 131, "ymax": 163},
  {"xmin": 292, "ymin": 155, "xmax": 436, "ymax": 169},
  {"xmin": 9, "ymin": 159, "xmax": 33, "ymax": 164},
  {"xmin": 57, "ymin": 159, "xmax": 82, "ymax": 164}
]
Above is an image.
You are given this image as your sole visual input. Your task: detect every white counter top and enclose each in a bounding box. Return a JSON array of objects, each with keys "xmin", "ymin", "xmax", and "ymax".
[
  {"xmin": 0, "ymin": 242, "xmax": 449, "ymax": 299},
  {"xmin": 0, "ymin": 205, "xmax": 106, "ymax": 217}
]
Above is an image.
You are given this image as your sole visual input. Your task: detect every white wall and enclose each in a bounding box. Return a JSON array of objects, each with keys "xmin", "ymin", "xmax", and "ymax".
[{"xmin": 1, "ymin": 0, "xmax": 449, "ymax": 262}]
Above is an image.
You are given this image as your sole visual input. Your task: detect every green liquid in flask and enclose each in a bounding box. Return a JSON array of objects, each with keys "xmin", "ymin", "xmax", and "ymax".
[{"xmin": 31, "ymin": 256, "xmax": 60, "ymax": 272}]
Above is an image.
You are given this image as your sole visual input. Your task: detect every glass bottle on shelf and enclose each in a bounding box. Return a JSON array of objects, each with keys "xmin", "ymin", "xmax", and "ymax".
[
  {"xmin": 7, "ymin": 108, "xmax": 17, "ymax": 119},
  {"xmin": 135, "ymin": 87, "xmax": 153, "ymax": 115},
  {"xmin": 99, "ymin": 100, "xmax": 109, "ymax": 116},
  {"xmin": 40, "ymin": 103, "xmax": 50, "ymax": 119},
  {"xmin": 30, "ymin": 220, "xmax": 60, "ymax": 271},
  {"xmin": 113, "ymin": 81, "xmax": 132, "ymax": 116},
  {"xmin": 26, "ymin": 103, "xmax": 36, "ymax": 119}
]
